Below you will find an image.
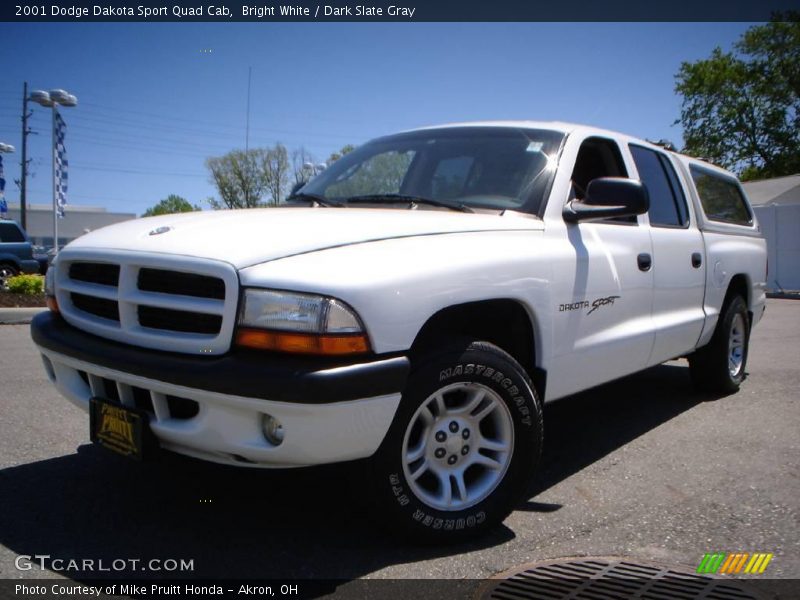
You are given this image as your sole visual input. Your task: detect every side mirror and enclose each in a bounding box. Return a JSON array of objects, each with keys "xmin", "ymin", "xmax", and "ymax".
[
  {"xmin": 563, "ymin": 177, "xmax": 649, "ymax": 223},
  {"xmin": 289, "ymin": 181, "xmax": 306, "ymax": 196}
]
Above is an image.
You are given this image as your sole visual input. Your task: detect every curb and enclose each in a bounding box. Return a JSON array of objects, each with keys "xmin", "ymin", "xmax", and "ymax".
[{"xmin": 0, "ymin": 307, "xmax": 47, "ymax": 325}]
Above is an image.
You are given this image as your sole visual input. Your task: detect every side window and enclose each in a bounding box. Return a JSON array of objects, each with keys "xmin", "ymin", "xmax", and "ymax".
[
  {"xmin": 571, "ymin": 137, "xmax": 628, "ymax": 200},
  {"xmin": 629, "ymin": 145, "xmax": 688, "ymax": 227},
  {"xmin": 0, "ymin": 223, "xmax": 26, "ymax": 243},
  {"xmin": 431, "ymin": 156, "xmax": 474, "ymax": 199},
  {"xmin": 660, "ymin": 155, "xmax": 689, "ymax": 225},
  {"xmin": 689, "ymin": 165, "xmax": 753, "ymax": 226},
  {"xmin": 571, "ymin": 137, "xmax": 632, "ymax": 223}
]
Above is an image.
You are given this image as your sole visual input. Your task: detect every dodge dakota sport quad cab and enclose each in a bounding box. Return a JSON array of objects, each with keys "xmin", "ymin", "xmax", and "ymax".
[{"xmin": 31, "ymin": 122, "xmax": 767, "ymax": 542}]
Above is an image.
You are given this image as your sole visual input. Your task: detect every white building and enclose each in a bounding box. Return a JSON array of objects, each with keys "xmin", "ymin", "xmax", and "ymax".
[
  {"xmin": 2, "ymin": 202, "xmax": 136, "ymax": 249},
  {"xmin": 743, "ymin": 175, "xmax": 800, "ymax": 292}
]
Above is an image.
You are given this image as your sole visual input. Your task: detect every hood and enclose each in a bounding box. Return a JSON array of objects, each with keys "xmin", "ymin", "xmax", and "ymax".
[{"xmin": 64, "ymin": 207, "xmax": 542, "ymax": 269}]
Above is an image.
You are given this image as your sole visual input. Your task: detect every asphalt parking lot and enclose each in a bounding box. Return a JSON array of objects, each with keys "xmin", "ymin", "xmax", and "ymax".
[{"xmin": 0, "ymin": 300, "xmax": 797, "ymax": 593}]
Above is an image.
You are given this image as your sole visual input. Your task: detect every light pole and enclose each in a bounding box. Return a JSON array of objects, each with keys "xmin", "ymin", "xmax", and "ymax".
[
  {"xmin": 19, "ymin": 82, "xmax": 35, "ymax": 231},
  {"xmin": 0, "ymin": 142, "xmax": 14, "ymax": 221},
  {"xmin": 30, "ymin": 89, "xmax": 77, "ymax": 254}
]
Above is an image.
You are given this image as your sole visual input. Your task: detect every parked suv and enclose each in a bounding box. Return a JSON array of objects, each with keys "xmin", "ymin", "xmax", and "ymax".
[
  {"xmin": 31, "ymin": 122, "xmax": 766, "ymax": 542},
  {"xmin": 0, "ymin": 220, "xmax": 40, "ymax": 288}
]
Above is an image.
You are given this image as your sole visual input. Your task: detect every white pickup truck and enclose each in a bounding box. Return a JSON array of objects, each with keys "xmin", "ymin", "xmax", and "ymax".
[{"xmin": 32, "ymin": 122, "xmax": 766, "ymax": 542}]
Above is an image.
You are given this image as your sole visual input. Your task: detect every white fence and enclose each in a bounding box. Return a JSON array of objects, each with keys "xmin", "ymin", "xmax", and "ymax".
[{"xmin": 754, "ymin": 204, "xmax": 800, "ymax": 292}]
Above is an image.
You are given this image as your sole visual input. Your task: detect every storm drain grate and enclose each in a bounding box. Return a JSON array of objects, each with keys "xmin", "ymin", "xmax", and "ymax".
[{"xmin": 480, "ymin": 557, "xmax": 767, "ymax": 600}]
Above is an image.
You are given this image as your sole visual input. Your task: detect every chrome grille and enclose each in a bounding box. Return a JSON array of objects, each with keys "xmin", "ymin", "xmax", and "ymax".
[{"xmin": 55, "ymin": 250, "xmax": 239, "ymax": 355}]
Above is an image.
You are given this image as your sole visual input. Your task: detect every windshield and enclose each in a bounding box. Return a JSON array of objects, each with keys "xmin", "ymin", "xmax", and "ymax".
[{"xmin": 300, "ymin": 126, "xmax": 564, "ymax": 213}]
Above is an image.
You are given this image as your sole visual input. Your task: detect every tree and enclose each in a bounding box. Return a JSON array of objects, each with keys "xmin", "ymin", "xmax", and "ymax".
[
  {"xmin": 261, "ymin": 143, "xmax": 290, "ymax": 205},
  {"xmin": 675, "ymin": 14, "xmax": 800, "ymax": 180},
  {"xmin": 291, "ymin": 146, "xmax": 316, "ymax": 185},
  {"xmin": 327, "ymin": 144, "xmax": 356, "ymax": 164},
  {"xmin": 206, "ymin": 149, "xmax": 268, "ymax": 209},
  {"xmin": 142, "ymin": 194, "xmax": 200, "ymax": 217}
]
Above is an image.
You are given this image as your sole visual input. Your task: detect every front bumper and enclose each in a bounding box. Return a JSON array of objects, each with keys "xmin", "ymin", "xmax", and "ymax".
[{"xmin": 32, "ymin": 312, "xmax": 408, "ymax": 467}]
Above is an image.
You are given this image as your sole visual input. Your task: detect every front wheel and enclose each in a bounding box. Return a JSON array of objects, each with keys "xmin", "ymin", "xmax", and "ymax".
[
  {"xmin": 689, "ymin": 295, "xmax": 750, "ymax": 394},
  {"xmin": 370, "ymin": 341, "xmax": 543, "ymax": 543}
]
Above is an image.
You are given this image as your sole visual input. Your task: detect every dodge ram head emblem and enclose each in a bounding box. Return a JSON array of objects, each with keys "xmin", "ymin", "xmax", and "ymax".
[{"xmin": 149, "ymin": 226, "xmax": 172, "ymax": 236}]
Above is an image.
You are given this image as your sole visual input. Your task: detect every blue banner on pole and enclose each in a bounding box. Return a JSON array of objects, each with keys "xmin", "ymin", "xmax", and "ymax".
[
  {"xmin": 0, "ymin": 155, "xmax": 6, "ymax": 215},
  {"xmin": 54, "ymin": 110, "xmax": 68, "ymax": 218}
]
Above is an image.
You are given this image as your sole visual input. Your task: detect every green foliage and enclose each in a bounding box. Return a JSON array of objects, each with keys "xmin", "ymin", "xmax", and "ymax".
[
  {"xmin": 327, "ymin": 144, "xmax": 356, "ymax": 164},
  {"xmin": 7, "ymin": 274, "xmax": 44, "ymax": 295},
  {"xmin": 675, "ymin": 14, "xmax": 800, "ymax": 180},
  {"xmin": 142, "ymin": 194, "xmax": 200, "ymax": 217},
  {"xmin": 206, "ymin": 143, "xmax": 297, "ymax": 209},
  {"xmin": 261, "ymin": 144, "xmax": 290, "ymax": 206},
  {"xmin": 206, "ymin": 149, "xmax": 267, "ymax": 209}
]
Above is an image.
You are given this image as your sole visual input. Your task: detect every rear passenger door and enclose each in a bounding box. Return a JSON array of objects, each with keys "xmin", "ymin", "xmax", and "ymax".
[{"xmin": 629, "ymin": 145, "xmax": 706, "ymax": 364}]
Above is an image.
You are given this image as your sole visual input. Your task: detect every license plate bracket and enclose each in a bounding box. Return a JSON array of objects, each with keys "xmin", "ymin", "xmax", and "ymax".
[{"xmin": 89, "ymin": 397, "xmax": 157, "ymax": 460}]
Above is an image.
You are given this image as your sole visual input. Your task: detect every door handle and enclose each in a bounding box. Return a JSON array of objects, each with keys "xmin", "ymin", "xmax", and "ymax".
[
  {"xmin": 692, "ymin": 252, "xmax": 703, "ymax": 268},
  {"xmin": 637, "ymin": 253, "xmax": 652, "ymax": 272}
]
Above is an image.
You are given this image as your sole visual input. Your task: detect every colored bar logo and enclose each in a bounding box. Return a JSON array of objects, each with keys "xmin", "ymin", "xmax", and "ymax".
[{"xmin": 697, "ymin": 552, "xmax": 773, "ymax": 574}]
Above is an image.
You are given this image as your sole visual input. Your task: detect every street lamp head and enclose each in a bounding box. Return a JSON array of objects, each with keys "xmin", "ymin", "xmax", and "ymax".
[
  {"xmin": 50, "ymin": 89, "xmax": 78, "ymax": 107},
  {"xmin": 48, "ymin": 89, "xmax": 70, "ymax": 103},
  {"xmin": 30, "ymin": 90, "xmax": 54, "ymax": 107},
  {"xmin": 0, "ymin": 143, "xmax": 16, "ymax": 153},
  {"xmin": 30, "ymin": 89, "xmax": 77, "ymax": 108}
]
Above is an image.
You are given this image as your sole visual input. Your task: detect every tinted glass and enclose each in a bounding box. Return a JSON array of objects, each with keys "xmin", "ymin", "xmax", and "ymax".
[
  {"xmin": 302, "ymin": 127, "xmax": 565, "ymax": 212},
  {"xmin": 0, "ymin": 222, "xmax": 25, "ymax": 243},
  {"xmin": 630, "ymin": 145, "xmax": 685, "ymax": 227},
  {"xmin": 659, "ymin": 154, "xmax": 690, "ymax": 225},
  {"xmin": 431, "ymin": 156, "xmax": 475, "ymax": 199},
  {"xmin": 326, "ymin": 150, "xmax": 415, "ymax": 198},
  {"xmin": 690, "ymin": 165, "xmax": 752, "ymax": 225}
]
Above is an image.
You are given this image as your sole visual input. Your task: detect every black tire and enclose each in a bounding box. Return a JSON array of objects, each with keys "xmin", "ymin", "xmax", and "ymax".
[
  {"xmin": 689, "ymin": 295, "xmax": 750, "ymax": 394},
  {"xmin": 0, "ymin": 263, "xmax": 19, "ymax": 290},
  {"xmin": 370, "ymin": 340, "xmax": 543, "ymax": 544}
]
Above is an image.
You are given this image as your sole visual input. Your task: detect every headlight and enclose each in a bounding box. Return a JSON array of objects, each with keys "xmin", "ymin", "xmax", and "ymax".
[{"xmin": 236, "ymin": 289, "xmax": 370, "ymax": 356}]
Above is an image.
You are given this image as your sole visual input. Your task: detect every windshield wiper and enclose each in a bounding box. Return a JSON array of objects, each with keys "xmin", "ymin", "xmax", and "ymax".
[
  {"xmin": 286, "ymin": 192, "xmax": 346, "ymax": 208},
  {"xmin": 345, "ymin": 194, "xmax": 474, "ymax": 213}
]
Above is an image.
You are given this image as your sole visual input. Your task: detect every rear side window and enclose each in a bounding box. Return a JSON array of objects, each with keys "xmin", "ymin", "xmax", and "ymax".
[
  {"xmin": 689, "ymin": 165, "xmax": 753, "ymax": 226},
  {"xmin": 0, "ymin": 222, "xmax": 25, "ymax": 243},
  {"xmin": 629, "ymin": 145, "xmax": 689, "ymax": 227}
]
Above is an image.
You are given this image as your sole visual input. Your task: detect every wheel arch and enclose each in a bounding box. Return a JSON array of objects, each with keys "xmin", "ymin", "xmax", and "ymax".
[
  {"xmin": 409, "ymin": 299, "xmax": 546, "ymax": 398},
  {"xmin": 726, "ymin": 273, "xmax": 752, "ymax": 323},
  {"xmin": 0, "ymin": 256, "xmax": 22, "ymax": 269}
]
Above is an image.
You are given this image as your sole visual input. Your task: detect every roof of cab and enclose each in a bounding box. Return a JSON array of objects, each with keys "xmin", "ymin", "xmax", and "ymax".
[
  {"xmin": 407, "ymin": 120, "xmax": 666, "ymax": 151},
  {"xmin": 401, "ymin": 120, "xmax": 739, "ymax": 180}
]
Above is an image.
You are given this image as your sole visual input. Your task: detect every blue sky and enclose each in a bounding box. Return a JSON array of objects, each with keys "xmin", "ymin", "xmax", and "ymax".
[{"xmin": 0, "ymin": 22, "xmax": 754, "ymax": 217}]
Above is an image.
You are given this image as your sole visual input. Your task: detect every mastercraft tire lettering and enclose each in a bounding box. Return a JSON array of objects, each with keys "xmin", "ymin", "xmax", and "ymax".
[{"xmin": 371, "ymin": 341, "xmax": 543, "ymax": 543}]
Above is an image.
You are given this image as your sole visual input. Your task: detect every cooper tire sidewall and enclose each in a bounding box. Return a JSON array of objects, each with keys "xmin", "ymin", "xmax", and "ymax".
[{"xmin": 373, "ymin": 342, "xmax": 542, "ymax": 541}]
